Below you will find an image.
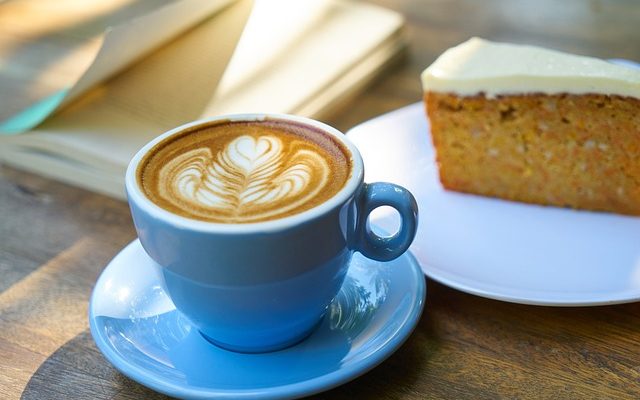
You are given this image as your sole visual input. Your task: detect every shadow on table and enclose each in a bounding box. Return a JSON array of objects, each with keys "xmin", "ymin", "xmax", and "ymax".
[{"xmin": 21, "ymin": 329, "xmax": 171, "ymax": 400}]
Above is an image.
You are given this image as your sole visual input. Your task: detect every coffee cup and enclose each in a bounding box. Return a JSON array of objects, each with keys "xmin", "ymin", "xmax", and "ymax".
[{"xmin": 125, "ymin": 113, "xmax": 418, "ymax": 353}]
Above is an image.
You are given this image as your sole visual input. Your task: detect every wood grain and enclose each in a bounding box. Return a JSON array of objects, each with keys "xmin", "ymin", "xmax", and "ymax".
[{"xmin": 2, "ymin": 1, "xmax": 640, "ymax": 399}]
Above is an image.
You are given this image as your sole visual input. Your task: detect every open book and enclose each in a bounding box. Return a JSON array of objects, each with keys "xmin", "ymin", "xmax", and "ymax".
[{"xmin": 0, "ymin": 0, "xmax": 405, "ymax": 199}]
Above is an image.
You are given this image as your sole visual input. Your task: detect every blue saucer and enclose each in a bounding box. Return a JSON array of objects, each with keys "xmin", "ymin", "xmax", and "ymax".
[{"xmin": 89, "ymin": 240, "xmax": 426, "ymax": 399}]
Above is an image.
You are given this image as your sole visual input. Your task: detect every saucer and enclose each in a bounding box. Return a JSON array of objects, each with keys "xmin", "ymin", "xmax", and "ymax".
[{"xmin": 89, "ymin": 240, "xmax": 426, "ymax": 399}]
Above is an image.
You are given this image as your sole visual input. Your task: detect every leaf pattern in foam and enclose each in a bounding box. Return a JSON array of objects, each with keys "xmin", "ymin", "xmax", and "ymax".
[{"xmin": 159, "ymin": 135, "xmax": 330, "ymax": 221}]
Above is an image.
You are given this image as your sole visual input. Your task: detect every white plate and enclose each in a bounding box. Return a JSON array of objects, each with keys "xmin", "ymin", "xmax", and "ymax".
[{"xmin": 347, "ymin": 102, "xmax": 640, "ymax": 306}]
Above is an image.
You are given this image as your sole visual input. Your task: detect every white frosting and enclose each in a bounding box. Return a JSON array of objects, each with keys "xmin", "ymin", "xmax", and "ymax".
[
  {"xmin": 421, "ymin": 37, "xmax": 640, "ymax": 98},
  {"xmin": 158, "ymin": 135, "xmax": 329, "ymax": 222}
]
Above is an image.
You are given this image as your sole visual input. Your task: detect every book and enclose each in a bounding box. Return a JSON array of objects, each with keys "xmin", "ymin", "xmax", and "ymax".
[
  {"xmin": 0, "ymin": 0, "xmax": 405, "ymax": 199},
  {"xmin": 0, "ymin": 0, "xmax": 240, "ymax": 133}
]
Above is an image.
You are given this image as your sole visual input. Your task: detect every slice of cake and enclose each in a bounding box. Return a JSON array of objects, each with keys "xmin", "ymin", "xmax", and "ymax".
[{"xmin": 422, "ymin": 37, "xmax": 640, "ymax": 215}]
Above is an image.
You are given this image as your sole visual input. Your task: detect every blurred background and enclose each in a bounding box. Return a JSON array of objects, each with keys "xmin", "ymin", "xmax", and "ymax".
[
  {"xmin": 328, "ymin": 0, "xmax": 640, "ymax": 130},
  {"xmin": 1, "ymin": 1, "xmax": 640, "ymax": 399}
]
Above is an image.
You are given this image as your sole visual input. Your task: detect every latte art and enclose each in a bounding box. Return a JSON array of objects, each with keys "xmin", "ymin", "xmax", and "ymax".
[
  {"xmin": 138, "ymin": 120, "xmax": 352, "ymax": 223},
  {"xmin": 159, "ymin": 135, "xmax": 330, "ymax": 222}
]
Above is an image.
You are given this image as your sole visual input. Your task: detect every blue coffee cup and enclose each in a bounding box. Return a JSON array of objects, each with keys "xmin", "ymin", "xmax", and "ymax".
[{"xmin": 125, "ymin": 113, "xmax": 418, "ymax": 353}]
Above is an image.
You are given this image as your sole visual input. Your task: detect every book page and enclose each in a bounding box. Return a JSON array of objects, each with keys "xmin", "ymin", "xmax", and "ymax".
[
  {"xmin": 0, "ymin": 0, "xmax": 234, "ymax": 133},
  {"xmin": 216, "ymin": 0, "xmax": 331, "ymax": 98},
  {"xmin": 205, "ymin": 0, "xmax": 404, "ymax": 116}
]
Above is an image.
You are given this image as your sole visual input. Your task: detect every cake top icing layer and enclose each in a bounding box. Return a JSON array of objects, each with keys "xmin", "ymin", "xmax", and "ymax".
[{"xmin": 421, "ymin": 37, "xmax": 640, "ymax": 98}]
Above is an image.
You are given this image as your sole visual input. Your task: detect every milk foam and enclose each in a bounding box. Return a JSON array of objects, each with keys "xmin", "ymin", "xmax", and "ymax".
[{"xmin": 158, "ymin": 135, "xmax": 330, "ymax": 222}]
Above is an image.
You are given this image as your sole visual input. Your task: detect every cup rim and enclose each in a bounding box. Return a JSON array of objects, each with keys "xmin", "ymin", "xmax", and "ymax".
[{"xmin": 125, "ymin": 113, "xmax": 364, "ymax": 234}]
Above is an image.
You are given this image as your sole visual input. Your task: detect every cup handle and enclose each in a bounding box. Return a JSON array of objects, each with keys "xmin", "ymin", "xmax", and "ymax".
[{"xmin": 353, "ymin": 182, "xmax": 418, "ymax": 262}]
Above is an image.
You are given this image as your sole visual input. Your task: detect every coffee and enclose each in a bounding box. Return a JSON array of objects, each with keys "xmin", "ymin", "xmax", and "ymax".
[{"xmin": 137, "ymin": 119, "xmax": 352, "ymax": 223}]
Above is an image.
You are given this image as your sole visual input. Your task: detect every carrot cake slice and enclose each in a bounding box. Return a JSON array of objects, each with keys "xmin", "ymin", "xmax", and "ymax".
[{"xmin": 422, "ymin": 37, "xmax": 640, "ymax": 215}]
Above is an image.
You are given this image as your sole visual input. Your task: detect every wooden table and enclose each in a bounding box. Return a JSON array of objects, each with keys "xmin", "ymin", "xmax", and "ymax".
[{"xmin": 2, "ymin": 1, "xmax": 640, "ymax": 398}]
